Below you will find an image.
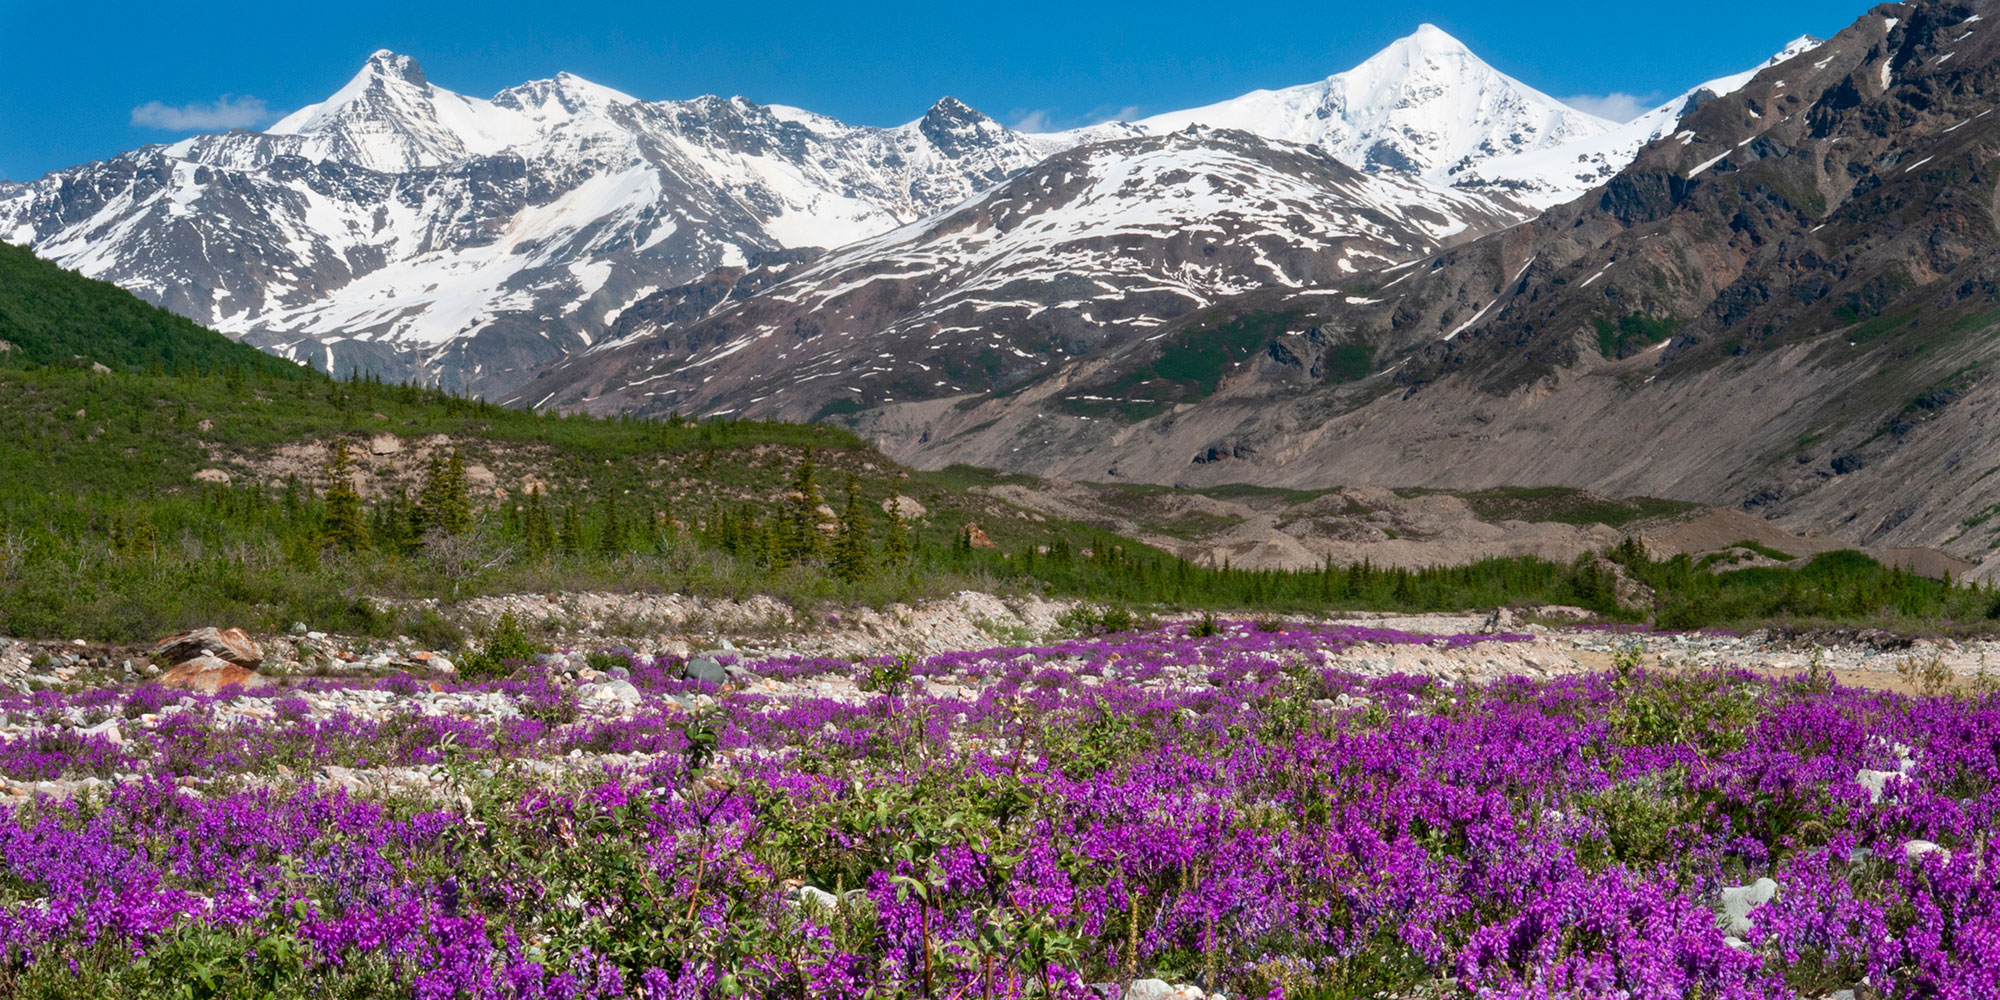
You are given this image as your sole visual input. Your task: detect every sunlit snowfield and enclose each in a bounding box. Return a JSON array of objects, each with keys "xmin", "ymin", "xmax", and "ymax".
[{"xmin": 0, "ymin": 621, "xmax": 1993, "ymax": 998}]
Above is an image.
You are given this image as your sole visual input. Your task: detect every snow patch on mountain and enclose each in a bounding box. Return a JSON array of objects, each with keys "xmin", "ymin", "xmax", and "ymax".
[
  {"xmin": 1454, "ymin": 35, "xmax": 1824, "ymax": 208},
  {"xmin": 1109, "ymin": 25, "xmax": 1615, "ymax": 181}
]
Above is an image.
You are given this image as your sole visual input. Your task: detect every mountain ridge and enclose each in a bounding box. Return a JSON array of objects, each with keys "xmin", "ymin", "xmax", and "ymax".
[
  {"xmin": 0, "ymin": 26, "xmax": 1697, "ymax": 394},
  {"xmin": 806, "ymin": 0, "xmax": 2000, "ymax": 578}
]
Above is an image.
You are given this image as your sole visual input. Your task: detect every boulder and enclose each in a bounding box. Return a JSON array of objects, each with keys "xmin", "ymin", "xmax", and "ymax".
[
  {"xmin": 1904, "ymin": 839, "xmax": 1951, "ymax": 863},
  {"xmin": 883, "ymin": 494, "xmax": 927, "ymax": 520},
  {"xmin": 154, "ymin": 626, "xmax": 263, "ymax": 668},
  {"xmin": 1855, "ymin": 768, "xmax": 1907, "ymax": 804},
  {"xmin": 582, "ymin": 678, "xmax": 641, "ymax": 712},
  {"xmin": 1718, "ymin": 877, "xmax": 1778, "ymax": 936},
  {"xmin": 160, "ymin": 655, "xmax": 273, "ymax": 694},
  {"xmin": 192, "ymin": 468, "xmax": 232, "ymax": 485},
  {"xmin": 368, "ymin": 433, "xmax": 402, "ymax": 455},
  {"xmin": 684, "ymin": 657, "xmax": 729, "ymax": 685},
  {"xmin": 79, "ymin": 719, "xmax": 123, "ymax": 746},
  {"xmin": 1125, "ymin": 980, "xmax": 1205, "ymax": 1000},
  {"xmin": 319, "ymin": 765, "xmax": 366, "ymax": 794}
]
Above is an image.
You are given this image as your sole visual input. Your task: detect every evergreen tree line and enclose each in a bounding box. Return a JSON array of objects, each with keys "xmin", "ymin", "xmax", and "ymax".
[{"xmin": 179, "ymin": 441, "xmax": 2000, "ymax": 629}]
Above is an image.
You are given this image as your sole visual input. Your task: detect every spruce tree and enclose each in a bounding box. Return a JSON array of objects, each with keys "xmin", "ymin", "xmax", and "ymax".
[
  {"xmin": 411, "ymin": 452, "xmax": 444, "ymax": 538},
  {"xmin": 442, "ymin": 448, "xmax": 472, "ymax": 534},
  {"xmin": 598, "ymin": 493, "xmax": 623, "ymax": 557},
  {"xmin": 785, "ymin": 447, "xmax": 829, "ymax": 562},
  {"xmin": 557, "ymin": 499, "xmax": 582, "ymax": 556},
  {"xmin": 832, "ymin": 474, "xmax": 871, "ymax": 582},
  {"xmin": 881, "ymin": 478, "xmax": 911, "ymax": 565},
  {"xmin": 523, "ymin": 492, "xmax": 555, "ymax": 558},
  {"xmin": 414, "ymin": 448, "xmax": 473, "ymax": 537},
  {"xmin": 322, "ymin": 440, "xmax": 370, "ymax": 552}
]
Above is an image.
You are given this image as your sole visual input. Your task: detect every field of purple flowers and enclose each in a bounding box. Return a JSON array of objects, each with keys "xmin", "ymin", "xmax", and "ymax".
[{"xmin": 0, "ymin": 620, "xmax": 1993, "ymax": 999}]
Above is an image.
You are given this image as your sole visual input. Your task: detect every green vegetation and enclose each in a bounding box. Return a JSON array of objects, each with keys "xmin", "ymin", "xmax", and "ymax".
[
  {"xmin": 1458, "ymin": 486, "xmax": 1700, "ymax": 528},
  {"xmin": 1, "ymin": 249, "xmax": 1994, "ymax": 642},
  {"xmin": 0, "ymin": 242, "xmax": 308, "ymax": 378},
  {"xmin": 1592, "ymin": 311, "xmax": 1681, "ymax": 358},
  {"xmin": 1065, "ymin": 310, "xmax": 1301, "ymax": 418},
  {"xmin": 1726, "ymin": 539, "xmax": 1798, "ymax": 562},
  {"xmin": 1636, "ymin": 548, "xmax": 1993, "ymax": 631},
  {"xmin": 1323, "ymin": 342, "xmax": 1375, "ymax": 383}
]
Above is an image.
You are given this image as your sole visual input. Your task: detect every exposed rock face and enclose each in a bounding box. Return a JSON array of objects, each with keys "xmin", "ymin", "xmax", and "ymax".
[
  {"xmin": 0, "ymin": 55, "xmax": 1072, "ymax": 396},
  {"xmin": 160, "ymin": 655, "xmax": 273, "ymax": 694},
  {"xmin": 697, "ymin": 0, "xmax": 2000, "ymax": 575},
  {"xmin": 520, "ymin": 128, "xmax": 1527, "ymax": 418},
  {"xmin": 963, "ymin": 524, "xmax": 998, "ymax": 550},
  {"xmin": 153, "ymin": 627, "xmax": 264, "ymax": 668}
]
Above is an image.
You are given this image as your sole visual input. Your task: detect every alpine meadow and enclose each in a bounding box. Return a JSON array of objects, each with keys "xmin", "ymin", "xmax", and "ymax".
[{"xmin": 5, "ymin": 2, "xmax": 2000, "ymax": 998}]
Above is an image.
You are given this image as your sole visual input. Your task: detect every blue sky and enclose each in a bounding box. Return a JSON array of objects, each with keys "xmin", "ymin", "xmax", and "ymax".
[{"xmin": 4, "ymin": 0, "xmax": 1867, "ymax": 182}]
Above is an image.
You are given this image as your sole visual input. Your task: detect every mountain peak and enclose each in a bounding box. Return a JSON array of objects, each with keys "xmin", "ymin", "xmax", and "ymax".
[
  {"xmin": 1401, "ymin": 23, "xmax": 1473, "ymax": 52},
  {"xmin": 361, "ymin": 50, "xmax": 428, "ymax": 88},
  {"xmin": 493, "ymin": 71, "xmax": 638, "ymax": 116},
  {"xmin": 1346, "ymin": 23, "xmax": 1495, "ymax": 89},
  {"xmin": 1767, "ymin": 34, "xmax": 1825, "ymax": 66},
  {"xmin": 923, "ymin": 96, "xmax": 986, "ymax": 124},
  {"xmin": 1130, "ymin": 22, "xmax": 1612, "ymax": 180}
]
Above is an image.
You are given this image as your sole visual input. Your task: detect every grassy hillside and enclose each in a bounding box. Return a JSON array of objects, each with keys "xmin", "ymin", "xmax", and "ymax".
[
  {"xmin": 0, "ymin": 242, "xmax": 308, "ymax": 377},
  {"xmin": 0, "ymin": 244, "xmax": 1994, "ymax": 643}
]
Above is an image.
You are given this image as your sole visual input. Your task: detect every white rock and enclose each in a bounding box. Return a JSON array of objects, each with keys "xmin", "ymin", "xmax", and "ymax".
[
  {"xmin": 788, "ymin": 886, "xmax": 839, "ymax": 910},
  {"xmin": 79, "ymin": 719, "xmax": 123, "ymax": 745},
  {"xmin": 1719, "ymin": 878, "xmax": 1778, "ymax": 936},
  {"xmin": 1903, "ymin": 839, "xmax": 1951, "ymax": 863},
  {"xmin": 1855, "ymin": 768, "xmax": 1907, "ymax": 804},
  {"xmin": 582, "ymin": 679, "xmax": 641, "ymax": 713}
]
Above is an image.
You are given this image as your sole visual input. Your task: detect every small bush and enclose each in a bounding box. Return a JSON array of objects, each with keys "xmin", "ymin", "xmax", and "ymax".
[
  {"xmin": 456, "ymin": 613, "xmax": 544, "ymax": 680},
  {"xmin": 402, "ymin": 609, "xmax": 464, "ymax": 651}
]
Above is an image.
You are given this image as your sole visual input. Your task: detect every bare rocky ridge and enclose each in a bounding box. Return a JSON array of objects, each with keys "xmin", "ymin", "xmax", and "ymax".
[
  {"xmin": 520, "ymin": 129, "xmax": 1528, "ymax": 418},
  {"xmin": 4, "ymin": 28, "xmax": 1581, "ymax": 399},
  {"xmin": 804, "ymin": 0, "xmax": 2000, "ymax": 577}
]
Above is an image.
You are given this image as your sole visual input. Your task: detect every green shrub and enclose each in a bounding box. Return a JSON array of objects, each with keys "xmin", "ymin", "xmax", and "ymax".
[{"xmin": 457, "ymin": 613, "xmax": 544, "ymax": 680}]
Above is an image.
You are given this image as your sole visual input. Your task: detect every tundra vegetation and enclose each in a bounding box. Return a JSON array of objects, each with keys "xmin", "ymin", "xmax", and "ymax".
[
  {"xmin": 7, "ymin": 242, "xmax": 2000, "ymax": 999},
  {"xmin": 0, "ymin": 622, "xmax": 1994, "ymax": 998}
]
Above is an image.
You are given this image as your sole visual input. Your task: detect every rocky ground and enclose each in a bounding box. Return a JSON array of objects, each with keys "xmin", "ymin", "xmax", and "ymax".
[
  {"xmin": 0, "ymin": 592, "xmax": 1991, "ymax": 806},
  {"xmin": 0, "ymin": 592, "xmax": 1988, "ymax": 997},
  {"xmin": 1, "ymin": 591, "xmax": 1993, "ymax": 704}
]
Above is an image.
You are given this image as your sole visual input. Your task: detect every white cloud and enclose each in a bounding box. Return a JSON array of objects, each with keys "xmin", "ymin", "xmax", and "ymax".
[
  {"xmin": 1560, "ymin": 91, "xmax": 1660, "ymax": 123},
  {"xmin": 130, "ymin": 94, "xmax": 274, "ymax": 131},
  {"xmin": 1009, "ymin": 109, "xmax": 1057, "ymax": 132},
  {"xmin": 1009, "ymin": 104, "xmax": 1143, "ymax": 134}
]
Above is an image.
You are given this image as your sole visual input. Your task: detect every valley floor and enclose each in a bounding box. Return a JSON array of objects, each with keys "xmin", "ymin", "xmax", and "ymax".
[{"xmin": 0, "ymin": 598, "xmax": 1992, "ymax": 997}]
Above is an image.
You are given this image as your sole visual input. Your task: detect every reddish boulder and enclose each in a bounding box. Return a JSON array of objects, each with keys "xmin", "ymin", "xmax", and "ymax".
[
  {"xmin": 153, "ymin": 627, "xmax": 263, "ymax": 668},
  {"xmin": 159, "ymin": 655, "xmax": 272, "ymax": 694}
]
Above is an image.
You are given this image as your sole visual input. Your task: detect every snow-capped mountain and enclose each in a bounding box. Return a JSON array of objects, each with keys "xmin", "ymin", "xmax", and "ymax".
[
  {"xmin": 513, "ymin": 127, "xmax": 1527, "ymax": 420},
  {"xmin": 1115, "ymin": 25, "xmax": 1615, "ymax": 179},
  {"xmin": 1, "ymin": 26, "xmax": 1737, "ymax": 395},
  {"xmin": 0, "ymin": 51, "xmax": 1069, "ymax": 391},
  {"xmin": 1455, "ymin": 35, "xmax": 1826, "ymax": 207}
]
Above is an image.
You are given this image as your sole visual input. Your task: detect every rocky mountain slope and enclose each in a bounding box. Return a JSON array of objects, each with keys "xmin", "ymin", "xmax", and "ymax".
[
  {"xmin": 521, "ymin": 32, "xmax": 1822, "ymax": 422},
  {"xmin": 510, "ymin": 128, "xmax": 1526, "ymax": 417},
  {"xmin": 1127, "ymin": 24, "xmax": 1614, "ymax": 181},
  {"xmin": 1455, "ymin": 34, "xmax": 1827, "ymax": 208},
  {"xmin": 0, "ymin": 52, "xmax": 1069, "ymax": 393},
  {"xmin": 817, "ymin": 0, "xmax": 2000, "ymax": 576},
  {"xmin": 3, "ymin": 26, "xmax": 1719, "ymax": 396}
]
